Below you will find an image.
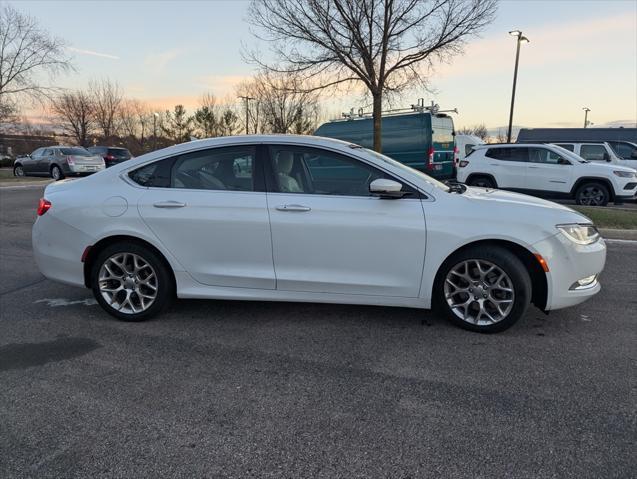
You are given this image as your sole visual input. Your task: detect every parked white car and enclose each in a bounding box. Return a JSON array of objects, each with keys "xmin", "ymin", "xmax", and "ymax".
[
  {"xmin": 552, "ymin": 141, "xmax": 637, "ymax": 170},
  {"xmin": 457, "ymin": 143, "xmax": 637, "ymax": 206},
  {"xmin": 33, "ymin": 135, "xmax": 606, "ymax": 333}
]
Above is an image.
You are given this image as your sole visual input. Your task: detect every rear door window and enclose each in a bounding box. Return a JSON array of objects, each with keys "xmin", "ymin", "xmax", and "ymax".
[
  {"xmin": 485, "ymin": 147, "xmax": 528, "ymax": 162},
  {"xmin": 554, "ymin": 144, "xmax": 575, "ymax": 152},
  {"xmin": 129, "ymin": 146, "xmax": 257, "ymax": 191}
]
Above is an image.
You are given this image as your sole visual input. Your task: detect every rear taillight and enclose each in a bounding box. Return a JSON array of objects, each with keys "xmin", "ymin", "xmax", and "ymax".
[
  {"xmin": 37, "ymin": 198, "xmax": 51, "ymax": 216},
  {"xmin": 453, "ymin": 146, "xmax": 460, "ymax": 166},
  {"xmin": 66, "ymin": 156, "xmax": 75, "ymax": 165},
  {"xmin": 426, "ymin": 147, "xmax": 435, "ymax": 170},
  {"xmin": 459, "ymin": 160, "xmax": 469, "ymax": 168},
  {"xmin": 105, "ymin": 154, "xmax": 115, "ymax": 161}
]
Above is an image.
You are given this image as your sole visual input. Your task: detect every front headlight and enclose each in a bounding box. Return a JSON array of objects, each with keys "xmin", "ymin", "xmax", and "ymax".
[
  {"xmin": 613, "ymin": 170, "xmax": 635, "ymax": 178},
  {"xmin": 557, "ymin": 224, "xmax": 600, "ymax": 245}
]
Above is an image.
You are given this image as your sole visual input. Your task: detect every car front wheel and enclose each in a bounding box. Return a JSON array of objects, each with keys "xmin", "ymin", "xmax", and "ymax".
[
  {"xmin": 14, "ymin": 165, "xmax": 25, "ymax": 177},
  {"xmin": 91, "ymin": 242, "xmax": 174, "ymax": 321},
  {"xmin": 575, "ymin": 182, "xmax": 609, "ymax": 206},
  {"xmin": 435, "ymin": 246, "xmax": 532, "ymax": 333}
]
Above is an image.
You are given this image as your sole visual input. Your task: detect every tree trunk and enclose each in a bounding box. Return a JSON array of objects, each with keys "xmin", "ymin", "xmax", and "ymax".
[{"xmin": 372, "ymin": 92, "xmax": 382, "ymax": 152}]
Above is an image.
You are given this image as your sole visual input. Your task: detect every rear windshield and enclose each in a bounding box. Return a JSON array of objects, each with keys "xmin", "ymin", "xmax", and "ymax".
[
  {"xmin": 108, "ymin": 148, "xmax": 131, "ymax": 158},
  {"xmin": 60, "ymin": 147, "xmax": 91, "ymax": 156}
]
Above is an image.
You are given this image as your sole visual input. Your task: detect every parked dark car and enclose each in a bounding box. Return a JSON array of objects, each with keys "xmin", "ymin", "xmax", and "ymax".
[
  {"xmin": 88, "ymin": 146, "xmax": 133, "ymax": 167},
  {"xmin": 13, "ymin": 146, "xmax": 105, "ymax": 180}
]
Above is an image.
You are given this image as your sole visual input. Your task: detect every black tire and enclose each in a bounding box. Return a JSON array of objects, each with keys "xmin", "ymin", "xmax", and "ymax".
[
  {"xmin": 91, "ymin": 241, "xmax": 174, "ymax": 322},
  {"xmin": 434, "ymin": 246, "xmax": 532, "ymax": 333},
  {"xmin": 51, "ymin": 164, "xmax": 64, "ymax": 181},
  {"xmin": 575, "ymin": 182, "xmax": 609, "ymax": 206},
  {"xmin": 467, "ymin": 175, "xmax": 496, "ymax": 188},
  {"xmin": 13, "ymin": 165, "xmax": 25, "ymax": 177}
]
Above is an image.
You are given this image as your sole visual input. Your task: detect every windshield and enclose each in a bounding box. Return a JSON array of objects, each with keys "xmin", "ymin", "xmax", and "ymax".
[
  {"xmin": 60, "ymin": 147, "xmax": 91, "ymax": 156},
  {"xmin": 359, "ymin": 147, "xmax": 450, "ymax": 192},
  {"xmin": 549, "ymin": 144, "xmax": 589, "ymax": 163}
]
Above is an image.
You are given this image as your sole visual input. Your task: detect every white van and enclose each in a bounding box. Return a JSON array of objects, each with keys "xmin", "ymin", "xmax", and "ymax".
[
  {"xmin": 455, "ymin": 134, "xmax": 486, "ymax": 161},
  {"xmin": 552, "ymin": 142, "xmax": 637, "ymax": 170}
]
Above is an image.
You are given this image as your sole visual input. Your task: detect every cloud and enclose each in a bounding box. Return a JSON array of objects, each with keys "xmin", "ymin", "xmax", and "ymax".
[
  {"xmin": 144, "ymin": 48, "xmax": 183, "ymax": 73},
  {"xmin": 67, "ymin": 47, "xmax": 119, "ymax": 60},
  {"xmin": 193, "ymin": 74, "xmax": 251, "ymax": 96}
]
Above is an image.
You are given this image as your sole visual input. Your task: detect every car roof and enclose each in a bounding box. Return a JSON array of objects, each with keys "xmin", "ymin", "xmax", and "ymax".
[{"xmin": 473, "ymin": 143, "xmax": 551, "ymax": 149}]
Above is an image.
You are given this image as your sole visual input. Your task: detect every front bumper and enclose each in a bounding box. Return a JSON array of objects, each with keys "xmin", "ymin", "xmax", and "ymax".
[{"xmin": 533, "ymin": 232, "xmax": 606, "ymax": 310}]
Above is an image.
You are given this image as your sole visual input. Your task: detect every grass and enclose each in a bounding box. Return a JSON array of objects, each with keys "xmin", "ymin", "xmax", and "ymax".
[
  {"xmin": 572, "ymin": 205, "xmax": 637, "ymax": 229},
  {"xmin": 0, "ymin": 168, "xmax": 50, "ymax": 183}
]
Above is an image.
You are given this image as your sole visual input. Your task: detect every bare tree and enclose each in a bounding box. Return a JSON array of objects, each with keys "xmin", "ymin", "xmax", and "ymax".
[
  {"xmin": 0, "ymin": 4, "xmax": 72, "ymax": 108},
  {"xmin": 90, "ymin": 78, "xmax": 123, "ymax": 140},
  {"xmin": 0, "ymin": 94, "xmax": 19, "ymax": 125},
  {"xmin": 459, "ymin": 123, "xmax": 488, "ymax": 140},
  {"xmin": 50, "ymin": 90, "xmax": 94, "ymax": 146},
  {"xmin": 118, "ymin": 99, "xmax": 154, "ymax": 152},
  {"xmin": 248, "ymin": 72, "xmax": 320, "ymax": 134},
  {"xmin": 248, "ymin": 0, "xmax": 497, "ymax": 151}
]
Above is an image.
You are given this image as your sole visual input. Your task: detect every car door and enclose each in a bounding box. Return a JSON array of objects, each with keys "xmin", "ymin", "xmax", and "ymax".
[
  {"xmin": 265, "ymin": 144, "xmax": 426, "ymax": 297},
  {"xmin": 134, "ymin": 144, "xmax": 276, "ymax": 289},
  {"xmin": 483, "ymin": 147, "xmax": 528, "ymax": 189},
  {"xmin": 22, "ymin": 148, "xmax": 41, "ymax": 174},
  {"xmin": 526, "ymin": 147, "xmax": 573, "ymax": 193},
  {"xmin": 38, "ymin": 148, "xmax": 54, "ymax": 174}
]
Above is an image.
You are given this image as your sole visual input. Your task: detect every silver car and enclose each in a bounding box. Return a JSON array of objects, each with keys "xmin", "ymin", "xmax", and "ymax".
[{"xmin": 14, "ymin": 146, "xmax": 105, "ymax": 180}]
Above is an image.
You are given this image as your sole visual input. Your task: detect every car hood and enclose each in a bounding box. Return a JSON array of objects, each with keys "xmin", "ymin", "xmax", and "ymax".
[
  {"xmin": 463, "ymin": 186, "xmax": 574, "ymax": 210},
  {"xmin": 578, "ymin": 161, "xmax": 636, "ymax": 173}
]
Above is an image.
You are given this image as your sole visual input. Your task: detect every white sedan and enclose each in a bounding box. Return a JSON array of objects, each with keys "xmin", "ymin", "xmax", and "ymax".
[{"xmin": 32, "ymin": 135, "xmax": 606, "ymax": 333}]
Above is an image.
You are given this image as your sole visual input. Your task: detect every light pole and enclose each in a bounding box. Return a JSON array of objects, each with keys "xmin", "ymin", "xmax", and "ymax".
[
  {"xmin": 583, "ymin": 107, "xmax": 591, "ymax": 128},
  {"xmin": 507, "ymin": 30, "xmax": 529, "ymax": 143},
  {"xmin": 238, "ymin": 96, "xmax": 255, "ymax": 134},
  {"xmin": 152, "ymin": 112, "xmax": 159, "ymax": 151}
]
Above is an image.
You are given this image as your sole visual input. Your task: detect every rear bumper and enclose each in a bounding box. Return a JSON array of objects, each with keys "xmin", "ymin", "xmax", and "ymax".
[{"xmin": 32, "ymin": 213, "xmax": 91, "ymax": 288}]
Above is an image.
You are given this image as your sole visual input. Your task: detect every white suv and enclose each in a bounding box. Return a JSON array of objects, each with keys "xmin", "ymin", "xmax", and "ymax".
[
  {"xmin": 553, "ymin": 142, "xmax": 637, "ymax": 170},
  {"xmin": 456, "ymin": 143, "xmax": 637, "ymax": 206}
]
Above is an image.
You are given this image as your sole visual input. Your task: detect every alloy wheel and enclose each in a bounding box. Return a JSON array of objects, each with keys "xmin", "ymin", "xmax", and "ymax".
[
  {"xmin": 579, "ymin": 186, "xmax": 606, "ymax": 206},
  {"xmin": 98, "ymin": 252, "xmax": 158, "ymax": 314},
  {"xmin": 14, "ymin": 166, "xmax": 24, "ymax": 177},
  {"xmin": 444, "ymin": 259, "xmax": 515, "ymax": 325},
  {"xmin": 51, "ymin": 166, "xmax": 62, "ymax": 180}
]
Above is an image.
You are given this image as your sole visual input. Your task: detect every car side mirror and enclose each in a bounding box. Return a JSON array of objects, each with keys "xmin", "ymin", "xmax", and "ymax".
[
  {"xmin": 369, "ymin": 178, "xmax": 406, "ymax": 199},
  {"xmin": 631, "ymin": 150, "xmax": 637, "ymax": 159},
  {"xmin": 603, "ymin": 153, "xmax": 611, "ymax": 162}
]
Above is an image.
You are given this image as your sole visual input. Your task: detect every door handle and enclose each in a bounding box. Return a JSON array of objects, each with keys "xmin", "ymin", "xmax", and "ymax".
[
  {"xmin": 489, "ymin": 163, "xmax": 499, "ymax": 166},
  {"xmin": 528, "ymin": 166, "xmax": 540, "ymax": 169},
  {"xmin": 276, "ymin": 204, "xmax": 311, "ymax": 212},
  {"xmin": 153, "ymin": 200, "xmax": 186, "ymax": 208}
]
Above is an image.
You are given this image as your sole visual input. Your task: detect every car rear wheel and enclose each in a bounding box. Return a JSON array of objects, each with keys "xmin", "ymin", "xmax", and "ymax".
[
  {"xmin": 467, "ymin": 176, "xmax": 496, "ymax": 188},
  {"xmin": 575, "ymin": 182, "xmax": 609, "ymax": 206},
  {"xmin": 51, "ymin": 165, "xmax": 64, "ymax": 181},
  {"xmin": 91, "ymin": 242, "xmax": 174, "ymax": 321},
  {"xmin": 435, "ymin": 246, "xmax": 531, "ymax": 333},
  {"xmin": 13, "ymin": 165, "xmax": 25, "ymax": 177}
]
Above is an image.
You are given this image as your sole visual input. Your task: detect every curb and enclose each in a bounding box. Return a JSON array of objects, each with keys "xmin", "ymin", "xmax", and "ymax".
[
  {"xmin": 600, "ymin": 228, "xmax": 637, "ymax": 241},
  {"xmin": 0, "ymin": 181, "xmax": 52, "ymax": 189}
]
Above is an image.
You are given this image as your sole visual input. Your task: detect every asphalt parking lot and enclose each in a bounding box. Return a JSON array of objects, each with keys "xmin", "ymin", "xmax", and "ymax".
[{"xmin": 1, "ymin": 186, "xmax": 635, "ymax": 478}]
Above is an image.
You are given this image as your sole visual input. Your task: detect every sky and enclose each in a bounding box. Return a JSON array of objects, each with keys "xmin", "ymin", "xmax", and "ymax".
[{"xmin": 8, "ymin": 0, "xmax": 637, "ymax": 131}]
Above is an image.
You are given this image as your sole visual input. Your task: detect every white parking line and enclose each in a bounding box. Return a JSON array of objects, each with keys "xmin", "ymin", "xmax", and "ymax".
[
  {"xmin": 35, "ymin": 298, "xmax": 97, "ymax": 307},
  {"xmin": 604, "ymin": 238, "xmax": 637, "ymax": 244}
]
